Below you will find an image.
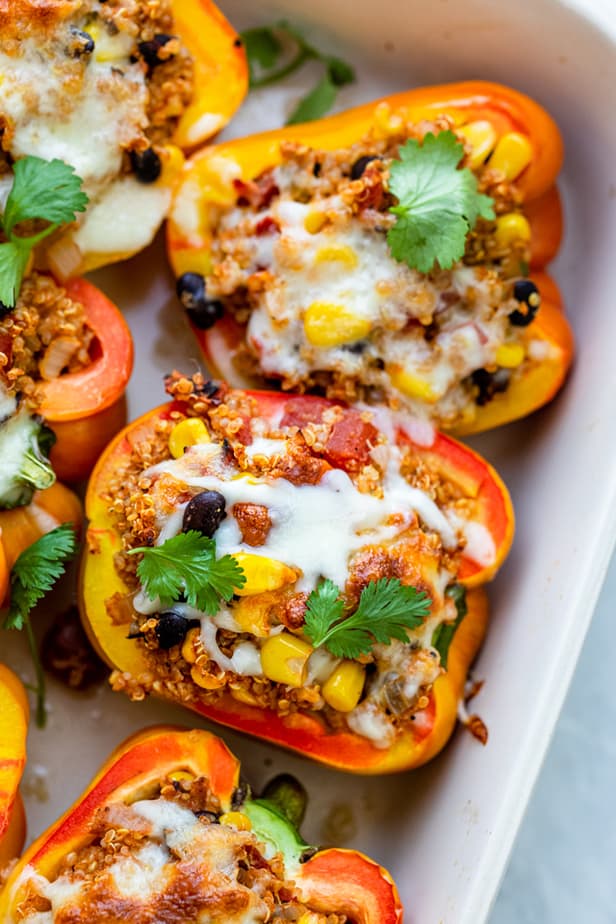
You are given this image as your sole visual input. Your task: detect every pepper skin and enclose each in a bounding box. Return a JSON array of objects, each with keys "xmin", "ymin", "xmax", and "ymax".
[
  {"xmin": 0, "ymin": 665, "xmax": 28, "ymax": 868},
  {"xmin": 0, "ymin": 726, "xmax": 402, "ymax": 922},
  {"xmin": 170, "ymin": 0, "xmax": 248, "ymax": 150},
  {"xmin": 33, "ymin": 276, "xmax": 133, "ymax": 484},
  {"xmin": 79, "ymin": 390, "xmax": 511, "ymax": 773},
  {"xmin": 167, "ymin": 80, "xmax": 573, "ymax": 434},
  {"xmin": 0, "ymin": 481, "xmax": 83, "ymax": 605}
]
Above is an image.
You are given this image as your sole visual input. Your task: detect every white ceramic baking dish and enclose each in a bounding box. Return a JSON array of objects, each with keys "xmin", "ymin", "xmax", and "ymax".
[{"xmin": 3, "ymin": 0, "xmax": 616, "ymax": 921}]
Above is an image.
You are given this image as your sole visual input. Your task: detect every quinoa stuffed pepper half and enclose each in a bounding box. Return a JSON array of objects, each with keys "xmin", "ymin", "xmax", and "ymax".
[
  {"xmin": 80, "ymin": 373, "xmax": 513, "ymax": 773},
  {"xmin": 0, "ymin": 0, "xmax": 247, "ymax": 275},
  {"xmin": 168, "ymin": 80, "xmax": 573, "ymax": 434},
  {"xmin": 0, "ymin": 727, "xmax": 402, "ymax": 922},
  {"xmin": 0, "ymin": 272, "xmax": 133, "ymax": 484}
]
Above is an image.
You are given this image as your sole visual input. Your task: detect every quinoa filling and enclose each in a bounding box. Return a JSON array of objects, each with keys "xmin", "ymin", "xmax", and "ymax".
[
  {"xmin": 9, "ymin": 773, "xmax": 344, "ymax": 924},
  {"xmin": 0, "ymin": 273, "xmax": 94, "ymax": 408},
  {"xmin": 106, "ymin": 373, "xmax": 486, "ymax": 750},
  {"xmin": 203, "ymin": 113, "xmax": 552, "ymax": 429}
]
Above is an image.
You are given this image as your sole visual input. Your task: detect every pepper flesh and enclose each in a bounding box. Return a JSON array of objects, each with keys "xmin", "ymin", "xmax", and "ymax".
[
  {"xmin": 0, "ymin": 726, "xmax": 402, "ymax": 922},
  {"xmin": 0, "ymin": 481, "xmax": 83, "ymax": 605},
  {"xmin": 34, "ymin": 276, "xmax": 134, "ymax": 482},
  {"xmin": 79, "ymin": 389, "xmax": 510, "ymax": 772},
  {"xmin": 167, "ymin": 80, "xmax": 573, "ymax": 434},
  {"xmin": 0, "ymin": 665, "xmax": 28, "ymax": 867}
]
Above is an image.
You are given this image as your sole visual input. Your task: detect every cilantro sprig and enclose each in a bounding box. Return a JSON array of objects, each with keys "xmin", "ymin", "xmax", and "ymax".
[
  {"xmin": 304, "ymin": 577, "xmax": 431, "ymax": 659},
  {"xmin": 387, "ymin": 131, "xmax": 495, "ymax": 274},
  {"xmin": 0, "ymin": 156, "xmax": 88, "ymax": 307},
  {"xmin": 431, "ymin": 583, "xmax": 468, "ymax": 668},
  {"xmin": 240, "ymin": 21, "xmax": 355, "ymax": 124},
  {"xmin": 129, "ymin": 530, "xmax": 246, "ymax": 615},
  {"xmin": 2, "ymin": 524, "xmax": 79, "ymax": 727}
]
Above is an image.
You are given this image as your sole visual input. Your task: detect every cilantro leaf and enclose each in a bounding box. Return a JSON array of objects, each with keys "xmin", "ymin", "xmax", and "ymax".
[
  {"xmin": 239, "ymin": 21, "xmax": 355, "ymax": 123},
  {"xmin": 2, "ymin": 524, "xmax": 79, "ymax": 728},
  {"xmin": 0, "ymin": 156, "xmax": 88, "ymax": 308},
  {"xmin": 0, "ymin": 240, "xmax": 31, "ymax": 307},
  {"xmin": 241, "ymin": 26, "xmax": 284, "ymax": 81},
  {"xmin": 304, "ymin": 577, "xmax": 431, "ymax": 659},
  {"xmin": 129, "ymin": 530, "xmax": 246, "ymax": 615},
  {"xmin": 431, "ymin": 583, "xmax": 468, "ymax": 668},
  {"xmin": 2, "ymin": 156, "xmax": 88, "ymax": 233},
  {"xmin": 4, "ymin": 524, "xmax": 78, "ymax": 631},
  {"xmin": 387, "ymin": 131, "xmax": 495, "ymax": 274},
  {"xmin": 287, "ymin": 73, "xmax": 338, "ymax": 125}
]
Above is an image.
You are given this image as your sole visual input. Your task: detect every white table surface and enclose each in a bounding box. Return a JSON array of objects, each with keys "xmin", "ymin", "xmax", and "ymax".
[{"xmin": 490, "ymin": 551, "xmax": 616, "ymax": 924}]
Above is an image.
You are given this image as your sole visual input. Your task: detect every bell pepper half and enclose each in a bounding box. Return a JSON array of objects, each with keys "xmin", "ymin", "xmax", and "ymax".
[
  {"xmin": 0, "ymin": 664, "xmax": 28, "ymax": 868},
  {"xmin": 167, "ymin": 79, "xmax": 573, "ymax": 434},
  {"xmin": 1, "ymin": 276, "xmax": 133, "ymax": 485},
  {"xmin": 79, "ymin": 386, "xmax": 510, "ymax": 773},
  {"xmin": 0, "ymin": 726, "xmax": 402, "ymax": 921}
]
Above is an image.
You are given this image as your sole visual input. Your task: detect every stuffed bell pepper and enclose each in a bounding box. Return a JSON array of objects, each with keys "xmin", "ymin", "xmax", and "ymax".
[
  {"xmin": 0, "ymin": 0, "xmax": 248, "ymax": 275},
  {"xmin": 0, "ymin": 726, "xmax": 402, "ymax": 922},
  {"xmin": 1, "ymin": 272, "xmax": 133, "ymax": 484},
  {"xmin": 80, "ymin": 372, "xmax": 513, "ymax": 773},
  {"xmin": 168, "ymin": 80, "xmax": 573, "ymax": 434},
  {"xmin": 0, "ymin": 664, "xmax": 28, "ymax": 870}
]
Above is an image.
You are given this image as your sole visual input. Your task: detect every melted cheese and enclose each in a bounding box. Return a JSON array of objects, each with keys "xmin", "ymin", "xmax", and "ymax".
[{"xmin": 150, "ymin": 443, "xmax": 458, "ymax": 593}]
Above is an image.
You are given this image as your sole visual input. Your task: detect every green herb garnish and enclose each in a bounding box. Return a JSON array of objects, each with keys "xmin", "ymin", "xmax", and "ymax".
[
  {"xmin": 0, "ymin": 156, "xmax": 88, "ymax": 307},
  {"xmin": 2, "ymin": 524, "xmax": 79, "ymax": 727},
  {"xmin": 431, "ymin": 583, "xmax": 468, "ymax": 668},
  {"xmin": 240, "ymin": 21, "xmax": 355, "ymax": 124},
  {"xmin": 387, "ymin": 131, "xmax": 495, "ymax": 274},
  {"xmin": 129, "ymin": 530, "xmax": 246, "ymax": 615},
  {"xmin": 304, "ymin": 577, "xmax": 431, "ymax": 659}
]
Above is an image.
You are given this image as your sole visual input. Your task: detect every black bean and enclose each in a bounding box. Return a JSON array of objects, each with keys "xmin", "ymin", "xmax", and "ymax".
[
  {"xmin": 350, "ymin": 155, "xmax": 378, "ymax": 180},
  {"xmin": 129, "ymin": 147, "xmax": 162, "ymax": 183},
  {"xmin": 471, "ymin": 368, "xmax": 511, "ymax": 406},
  {"xmin": 509, "ymin": 279, "xmax": 541, "ymax": 327},
  {"xmin": 231, "ymin": 780, "xmax": 251, "ymax": 809},
  {"xmin": 69, "ymin": 28, "xmax": 95, "ymax": 57},
  {"xmin": 176, "ymin": 272, "xmax": 225, "ymax": 330},
  {"xmin": 182, "ymin": 490, "xmax": 227, "ymax": 538},
  {"xmin": 0, "ymin": 301, "xmax": 11, "ymax": 318},
  {"xmin": 154, "ymin": 610, "xmax": 198, "ymax": 649},
  {"xmin": 138, "ymin": 33, "xmax": 174, "ymax": 69}
]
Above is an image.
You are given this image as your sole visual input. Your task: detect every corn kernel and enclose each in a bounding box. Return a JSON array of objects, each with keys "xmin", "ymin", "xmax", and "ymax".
[
  {"xmin": 191, "ymin": 664, "xmax": 226, "ymax": 689},
  {"xmin": 304, "ymin": 302, "xmax": 371, "ymax": 348},
  {"xmin": 260, "ymin": 632, "xmax": 313, "ymax": 687},
  {"xmin": 232, "ymin": 593, "xmax": 274, "ymax": 637},
  {"xmin": 457, "ymin": 120, "xmax": 498, "ymax": 170},
  {"xmin": 489, "ymin": 132, "xmax": 533, "ymax": 181},
  {"xmin": 388, "ymin": 366, "xmax": 439, "ymax": 403},
  {"xmin": 374, "ymin": 102, "xmax": 404, "ymax": 136},
  {"xmin": 495, "ymin": 343, "xmax": 525, "ymax": 368},
  {"xmin": 494, "ymin": 212, "xmax": 532, "ymax": 246},
  {"xmin": 219, "ymin": 811, "xmax": 252, "ymax": 831},
  {"xmin": 230, "ymin": 686, "xmax": 260, "ymax": 706},
  {"xmin": 172, "ymin": 249, "xmax": 213, "ymax": 279},
  {"xmin": 315, "ymin": 245, "xmax": 358, "ymax": 268},
  {"xmin": 168, "ymin": 770, "xmax": 193, "ymax": 784},
  {"xmin": 168, "ymin": 417, "xmax": 210, "ymax": 458},
  {"xmin": 321, "ymin": 661, "xmax": 366, "ymax": 713},
  {"xmin": 181, "ymin": 627, "xmax": 201, "ymax": 664},
  {"xmin": 304, "ymin": 211, "xmax": 327, "ymax": 234},
  {"xmin": 232, "ymin": 553, "xmax": 297, "ymax": 596}
]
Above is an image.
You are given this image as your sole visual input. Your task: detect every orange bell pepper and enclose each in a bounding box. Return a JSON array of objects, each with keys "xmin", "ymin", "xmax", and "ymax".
[
  {"xmin": 0, "ymin": 726, "xmax": 402, "ymax": 921},
  {"xmin": 79, "ymin": 388, "xmax": 511, "ymax": 773},
  {"xmin": 38, "ymin": 277, "xmax": 134, "ymax": 483},
  {"xmin": 167, "ymin": 80, "xmax": 573, "ymax": 434},
  {"xmin": 0, "ymin": 665, "xmax": 28, "ymax": 868},
  {"xmin": 0, "ymin": 482, "xmax": 83, "ymax": 607},
  {"xmin": 171, "ymin": 0, "xmax": 248, "ymax": 150},
  {"xmin": 2, "ymin": 275, "xmax": 133, "ymax": 485}
]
